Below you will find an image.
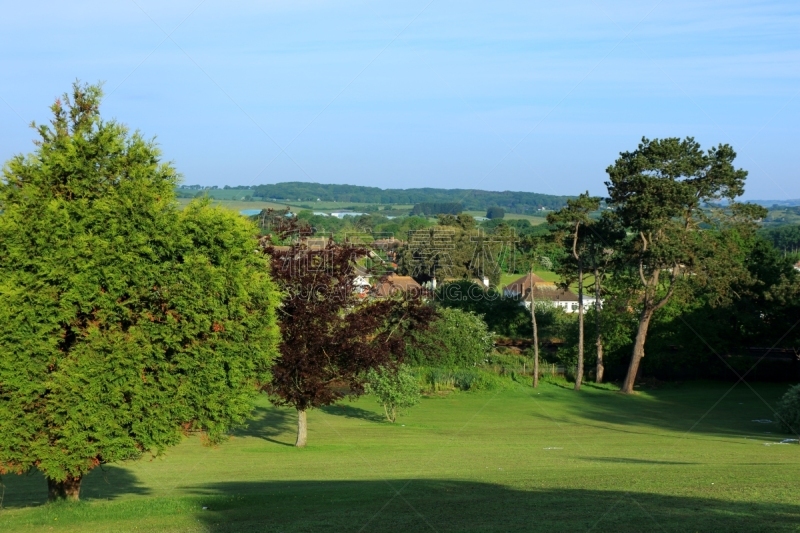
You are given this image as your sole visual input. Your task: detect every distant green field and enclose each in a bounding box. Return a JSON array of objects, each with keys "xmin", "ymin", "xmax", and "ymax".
[
  {"xmin": 763, "ymin": 207, "xmax": 800, "ymax": 227},
  {"xmin": 176, "ymin": 198, "xmax": 295, "ymax": 213},
  {"xmin": 177, "ymin": 196, "xmax": 417, "ymax": 215},
  {"xmin": 2, "ymin": 380, "xmax": 796, "ymax": 532},
  {"xmin": 464, "ymin": 211, "xmax": 548, "ymax": 224}
]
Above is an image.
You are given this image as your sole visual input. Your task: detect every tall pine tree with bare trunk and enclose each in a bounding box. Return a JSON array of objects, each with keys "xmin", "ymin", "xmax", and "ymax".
[
  {"xmin": 529, "ymin": 270, "xmax": 540, "ymax": 388},
  {"xmin": 605, "ymin": 137, "xmax": 763, "ymax": 394},
  {"xmin": 549, "ymin": 193, "xmax": 601, "ymax": 391},
  {"xmin": 583, "ymin": 213, "xmax": 625, "ymax": 383}
]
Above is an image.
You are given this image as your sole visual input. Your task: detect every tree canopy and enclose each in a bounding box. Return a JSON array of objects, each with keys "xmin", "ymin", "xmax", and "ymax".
[
  {"xmin": 0, "ymin": 83, "xmax": 280, "ymax": 500},
  {"xmin": 486, "ymin": 206, "xmax": 505, "ymax": 219},
  {"xmin": 261, "ymin": 223, "xmax": 432, "ymax": 447},
  {"xmin": 251, "ymin": 182, "xmax": 570, "ymax": 213},
  {"xmin": 605, "ymin": 137, "xmax": 765, "ymax": 393}
]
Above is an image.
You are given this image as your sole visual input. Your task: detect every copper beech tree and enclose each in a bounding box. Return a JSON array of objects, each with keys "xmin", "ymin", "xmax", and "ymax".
[{"xmin": 260, "ymin": 215, "xmax": 433, "ymax": 447}]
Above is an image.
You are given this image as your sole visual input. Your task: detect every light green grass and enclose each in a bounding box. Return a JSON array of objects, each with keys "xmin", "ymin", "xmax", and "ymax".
[
  {"xmin": 1, "ymin": 381, "xmax": 798, "ymax": 532},
  {"xmin": 464, "ymin": 211, "xmax": 548, "ymax": 224}
]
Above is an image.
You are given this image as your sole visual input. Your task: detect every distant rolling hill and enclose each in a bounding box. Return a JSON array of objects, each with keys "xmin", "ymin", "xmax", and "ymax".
[{"xmin": 247, "ymin": 182, "xmax": 571, "ymax": 214}]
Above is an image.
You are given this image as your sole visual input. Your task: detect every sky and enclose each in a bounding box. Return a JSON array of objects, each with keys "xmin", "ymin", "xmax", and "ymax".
[{"xmin": 1, "ymin": 0, "xmax": 799, "ymax": 199}]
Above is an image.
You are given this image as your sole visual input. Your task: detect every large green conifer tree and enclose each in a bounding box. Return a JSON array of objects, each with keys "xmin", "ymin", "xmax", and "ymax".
[{"xmin": 0, "ymin": 83, "xmax": 280, "ymax": 500}]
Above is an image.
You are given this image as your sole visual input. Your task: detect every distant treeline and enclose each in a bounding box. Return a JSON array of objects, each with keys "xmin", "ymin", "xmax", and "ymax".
[
  {"xmin": 760, "ymin": 224, "xmax": 800, "ymax": 253},
  {"xmin": 411, "ymin": 202, "xmax": 462, "ymax": 216},
  {"xmin": 250, "ymin": 182, "xmax": 570, "ymax": 213}
]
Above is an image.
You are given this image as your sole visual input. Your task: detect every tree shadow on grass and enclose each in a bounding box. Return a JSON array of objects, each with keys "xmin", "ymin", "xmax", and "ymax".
[
  {"xmin": 0, "ymin": 466, "xmax": 149, "ymax": 509},
  {"xmin": 188, "ymin": 479, "xmax": 800, "ymax": 532},
  {"xmin": 233, "ymin": 405, "xmax": 295, "ymax": 446},
  {"xmin": 320, "ymin": 404, "xmax": 386, "ymax": 423},
  {"xmin": 539, "ymin": 380, "xmax": 791, "ymax": 439},
  {"xmin": 579, "ymin": 456, "xmax": 698, "ymax": 465}
]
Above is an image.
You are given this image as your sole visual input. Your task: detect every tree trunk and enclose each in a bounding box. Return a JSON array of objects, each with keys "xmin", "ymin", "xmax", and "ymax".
[
  {"xmin": 529, "ymin": 271, "xmax": 539, "ymax": 388},
  {"xmin": 47, "ymin": 475, "xmax": 82, "ymax": 502},
  {"xmin": 620, "ymin": 308, "xmax": 654, "ymax": 394},
  {"xmin": 295, "ymin": 408, "xmax": 308, "ymax": 447},
  {"xmin": 595, "ymin": 334, "xmax": 604, "ymax": 384},
  {"xmin": 594, "ymin": 268, "xmax": 604, "ymax": 384},
  {"xmin": 574, "ymin": 262, "xmax": 584, "ymax": 391}
]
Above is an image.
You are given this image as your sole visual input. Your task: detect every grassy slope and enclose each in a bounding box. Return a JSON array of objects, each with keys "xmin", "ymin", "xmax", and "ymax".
[
  {"xmin": 499, "ymin": 270, "xmax": 560, "ymax": 288},
  {"xmin": 1, "ymin": 381, "xmax": 798, "ymax": 532}
]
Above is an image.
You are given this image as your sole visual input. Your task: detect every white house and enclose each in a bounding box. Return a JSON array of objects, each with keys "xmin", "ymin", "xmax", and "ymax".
[{"xmin": 504, "ymin": 274, "xmax": 599, "ymax": 313}]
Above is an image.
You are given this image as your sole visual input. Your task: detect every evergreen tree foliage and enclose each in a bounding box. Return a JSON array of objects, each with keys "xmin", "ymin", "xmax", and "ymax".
[
  {"xmin": 605, "ymin": 137, "xmax": 765, "ymax": 393},
  {"xmin": 0, "ymin": 83, "xmax": 280, "ymax": 500}
]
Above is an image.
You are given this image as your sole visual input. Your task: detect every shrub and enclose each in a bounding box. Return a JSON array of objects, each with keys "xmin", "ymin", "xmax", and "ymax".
[
  {"xmin": 406, "ymin": 307, "xmax": 494, "ymax": 368},
  {"xmin": 776, "ymin": 384, "xmax": 800, "ymax": 436},
  {"xmin": 417, "ymin": 367, "xmax": 503, "ymax": 392},
  {"xmin": 365, "ymin": 365, "xmax": 421, "ymax": 423}
]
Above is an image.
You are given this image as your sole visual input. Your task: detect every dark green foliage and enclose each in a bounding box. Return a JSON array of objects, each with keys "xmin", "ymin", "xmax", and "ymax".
[
  {"xmin": 405, "ymin": 308, "xmax": 493, "ymax": 368},
  {"xmin": 435, "ymin": 281, "xmax": 530, "ymax": 337},
  {"xmin": 251, "ymin": 182, "xmax": 570, "ymax": 213},
  {"xmin": 0, "ymin": 83, "xmax": 280, "ymax": 489},
  {"xmin": 759, "ymin": 224, "xmax": 800, "ymax": 255},
  {"xmin": 775, "ymin": 385, "xmax": 800, "ymax": 436},
  {"xmin": 564, "ymin": 234, "xmax": 800, "ymax": 383},
  {"xmin": 485, "ymin": 206, "xmax": 505, "ymax": 219},
  {"xmin": 411, "ymin": 202, "xmax": 463, "ymax": 216}
]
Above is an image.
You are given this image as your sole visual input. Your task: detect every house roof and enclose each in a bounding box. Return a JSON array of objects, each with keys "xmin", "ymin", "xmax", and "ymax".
[
  {"xmin": 505, "ymin": 273, "xmax": 579, "ymax": 302},
  {"xmin": 505, "ymin": 273, "xmax": 549, "ymax": 294},
  {"xmin": 373, "ymin": 274, "xmax": 422, "ymax": 297},
  {"xmin": 523, "ymin": 285, "xmax": 579, "ymax": 303}
]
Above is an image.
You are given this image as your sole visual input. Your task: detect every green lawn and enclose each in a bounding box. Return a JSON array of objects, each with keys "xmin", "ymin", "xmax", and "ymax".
[{"xmin": 1, "ymin": 380, "xmax": 798, "ymax": 532}]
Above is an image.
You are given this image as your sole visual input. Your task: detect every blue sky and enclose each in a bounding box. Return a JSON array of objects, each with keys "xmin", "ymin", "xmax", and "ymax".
[{"xmin": 1, "ymin": 0, "xmax": 798, "ymax": 199}]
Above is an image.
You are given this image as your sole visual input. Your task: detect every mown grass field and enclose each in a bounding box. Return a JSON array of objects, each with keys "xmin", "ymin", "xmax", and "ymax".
[
  {"xmin": 1, "ymin": 379, "xmax": 797, "ymax": 532},
  {"xmin": 463, "ymin": 211, "xmax": 548, "ymax": 225}
]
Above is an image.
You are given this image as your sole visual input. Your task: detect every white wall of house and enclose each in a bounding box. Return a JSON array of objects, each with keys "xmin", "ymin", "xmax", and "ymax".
[{"xmin": 522, "ymin": 297, "xmax": 601, "ymax": 314}]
